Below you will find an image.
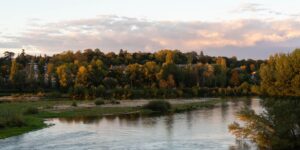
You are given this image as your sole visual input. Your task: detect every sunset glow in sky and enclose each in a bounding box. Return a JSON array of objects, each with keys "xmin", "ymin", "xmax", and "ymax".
[{"xmin": 1, "ymin": 0, "xmax": 300, "ymax": 59}]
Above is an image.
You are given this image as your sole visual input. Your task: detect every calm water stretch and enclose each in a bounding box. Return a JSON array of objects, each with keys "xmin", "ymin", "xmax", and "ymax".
[{"xmin": 0, "ymin": 98, "xmax": 262, "ymax": 150}]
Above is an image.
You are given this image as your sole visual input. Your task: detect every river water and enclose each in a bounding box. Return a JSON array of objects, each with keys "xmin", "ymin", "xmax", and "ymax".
[{"xmin": 0, "ymin": 98, "xmax": 262, "ymax": 150}]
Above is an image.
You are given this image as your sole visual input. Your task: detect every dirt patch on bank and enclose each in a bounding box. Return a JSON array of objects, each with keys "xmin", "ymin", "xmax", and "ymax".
[
  {"xmin": 0, "ymin": 95, "xmax": 41, "ymax": 102},
  {"xmin": 50, "ymin": 98, "xmax": 219, "ymax": 112}
]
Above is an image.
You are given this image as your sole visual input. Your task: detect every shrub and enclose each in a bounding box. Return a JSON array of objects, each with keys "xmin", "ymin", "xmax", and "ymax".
[
  {"xmin": 95, "ymin": 99, "xmax": 105, "ymax": 105},
  {"xmin": 143, "ymin": 100, "xmax": 171, "ymax": 113},
  {"xmin": 110, "ymin": 100, "xmax": 120, "ymax": 104},
  {"xmin": 46, "ymin": 91, "xmax": 62, "ymax": 98},
  {"xmin": 72, "ymin": 101, "xmax": 77, "ymax": 107},
  {"xmin": 24, "ymin": 107, "xmax": 39, "ymax": 115},
  {"xmin": 95, "ymin": 85, "xmax": 105, "ymax": 97}
]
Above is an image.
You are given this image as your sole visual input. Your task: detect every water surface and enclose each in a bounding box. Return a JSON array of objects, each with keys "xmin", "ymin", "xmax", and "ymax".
[{"xmin": 0, "ymin": 98, "xmax": 262, "ymax": 150}]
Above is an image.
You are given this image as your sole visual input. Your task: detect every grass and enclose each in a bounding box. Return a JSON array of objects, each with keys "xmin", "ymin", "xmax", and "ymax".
[
  {"xmin": 0, "ymin": 116, "xmax": 46, "ymax": 139},
  {"xmin": 0, "ymin": 98, "xmax": 225, "ymax": 139},
  {"xmin": 0, "ymin": 100, "xmax": 73, "ymax": 139}
]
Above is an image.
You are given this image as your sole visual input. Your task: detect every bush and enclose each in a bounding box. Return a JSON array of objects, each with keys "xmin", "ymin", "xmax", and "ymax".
[
  {"xmin": 46, "ymin": 91, "xmax": 62, "ymax": 98},
  {"xmin": 143, "ymin": 100, "xmax": 171, "ymax": 113},
  {"xmin": 72, "ymin": 101, "xmax": 77, "ymax": 107},
  {"xmin": 110, "ymin": 100, "xmax": 120, "ymax": 104},
  {"xmin": 95, "ymin": 99, "xmax": 105, "ymax": 105},
  {"xmin": 95, "ymin": 85, "xmax": 105, "ymax": 97},
  {"xmin": 24, "ymin": 107, "xmax": 39, "ymax": 115}
]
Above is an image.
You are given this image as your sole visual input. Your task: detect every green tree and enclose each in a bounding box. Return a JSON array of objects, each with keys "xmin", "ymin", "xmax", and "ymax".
[
  {"xmin": 103, "ymin": 77, "xmax": 118, "ymax": 89},
  {"xmin": 88, "ymin": 59, "xmax": 106, "ymax": 86},
  {"xmin": 229, "ymin": 99, "xmax": 300, "ymax": 149},
  {"xmin": 260, "ymin": 49, "xmax": 300, "ymax": 97}
]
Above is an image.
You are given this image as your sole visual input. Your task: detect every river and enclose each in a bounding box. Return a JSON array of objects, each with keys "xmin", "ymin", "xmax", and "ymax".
[{"xmin": 0, "ymin": 98, "xmax": 262, "ymax": 150}]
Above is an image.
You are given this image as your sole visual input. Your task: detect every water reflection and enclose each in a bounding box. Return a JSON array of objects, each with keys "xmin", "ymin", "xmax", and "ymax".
[
  {"xmin": 165, "ymin": 115, "xmax": 174, "ymax": 139},
  {"xmin": 0, "ymin": 98, "xmax": 262, "ymax": 150}
]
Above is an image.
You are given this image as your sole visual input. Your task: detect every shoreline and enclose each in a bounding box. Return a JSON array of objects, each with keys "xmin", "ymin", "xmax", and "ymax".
[{"xmin": 0, "ymin": 97, "xmax": 252, "ymax": 139}]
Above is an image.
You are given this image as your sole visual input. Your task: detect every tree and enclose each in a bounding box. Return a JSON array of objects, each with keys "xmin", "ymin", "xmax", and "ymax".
[
  {"xmin": 229, "ymin": 107, "xmax": 274, "ymax": 149},
  {"xmin": 216, "ymin": 57, "xmax": 227, "ymax": 70},
  {"xmin": 16, "ymin": 49, "xmax": 28, "ymax": 67},
  {"xmin": 155, "ymin": 50, "xmax": 169, "ymax": 64},
  {"xmin": 156, "ymin": 62, "xmax": 181, "ymax": 88},
  {"xmin": 230, "ymin": 69, "xmax": 240, "ymax": 87},
  {"xmin": 75, "ymin": 66, "xmax": 88, "ymax": 87},
  {"xmin": 0, "ymin": 65, "xmax": 9, "ymax": 81},
  {"xmin": 103, "ymin": 77, "xmax": 118, "ymax": 89},
  {"xmin": 0, "ymin": 49, "xmax": 267, "ymax": 97},
  {"xmin": 185, "ymin": 51, "xmax": 197, "ymax": 64},
  {"xmin": 213, "ymin": 64, "xmax": 227, "ymax": 87},
  {"xmin": 9, "ymin": 60, "xmax": 26, "ymax": 90},
  {"xmin": 229, "ymin": 99, "xmax": 300, "ymax": 149},
  {"xmin": 182, "ymin": 65, "xmax": 198, "ymax": 87},
  {"xmin": 167, "ymin": 74, "xmax": 176, "ymax": 88},
  {"xmin": 88, "ymin": 59, "xmax": 106, "ymax": 86},
  {"xmin": 4, "ymin": 51, "xmax": 14, "ymax": 60},
  {"xmin": 260, "ymin": 49, "xmax": 300, "ymax": 97},
  {"xmin": 144, "ymin": 61, "xmax": 159, "ymax": 87},
  {"xmin": 9, "ymin": 60, "xmax": 18, "ymax": 82},
  {"xmin": 203, "ymin": 64, "xmax": 215, "ymax": 87},
  {"xmin": 165, "ymin": 51, "xmax": 174, "ymax": 64},
  {"xmin": 125, "ymin": 63, "xmax": 144, "ymax": 87},
  {"xmin": 46, "ymin": 63, "xmax": 54, "ymax": 87},
  {"xmin": 13, "ymin": 70, "xmax": 26, "ymax": 91},
  {"xmin": 56, "ymin": 64, "xmax": 72, "ymax": 88}
]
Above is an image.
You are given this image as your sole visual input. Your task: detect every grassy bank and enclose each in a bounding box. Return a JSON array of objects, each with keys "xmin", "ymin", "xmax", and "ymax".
[
  {"xmin": 0, "ymin": 98, "xmax": 226, "ymax": 139},
  {"xmin": 0, "ymin": 117, "xmax": 46, "ymax": 139}
]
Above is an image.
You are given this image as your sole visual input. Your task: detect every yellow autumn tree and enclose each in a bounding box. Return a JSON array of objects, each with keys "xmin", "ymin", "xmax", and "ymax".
[
  {"xmin": 75, "ymin": 66, "xmax": 88, "ymax": 87},
  {"xmin": 56, "ymin": 64, "xmax": 71, "ymax": 88}
]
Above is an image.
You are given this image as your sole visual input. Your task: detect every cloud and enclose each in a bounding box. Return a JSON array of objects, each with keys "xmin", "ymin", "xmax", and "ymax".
[
  {"xmin": 236, "ymin": 2, "xmax": 300, "ymax": 18},
  {"xmin": 1, "ymin": 15, "xmax": 300, "ymax": 59},
  {"xmin": 237, "ymin": 3, "xmax": 267, "ymax": 13}
]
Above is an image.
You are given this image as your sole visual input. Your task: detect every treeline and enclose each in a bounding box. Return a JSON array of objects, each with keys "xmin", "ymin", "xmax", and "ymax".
[{"xmin": 0, "ymin": 49, "xmax": 267, "ymax": 99}]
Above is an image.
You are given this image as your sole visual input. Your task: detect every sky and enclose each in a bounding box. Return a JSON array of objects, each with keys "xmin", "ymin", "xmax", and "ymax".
[{"xmin": 1, "ymin": 0, "xmax": 300, "ymax": 59}]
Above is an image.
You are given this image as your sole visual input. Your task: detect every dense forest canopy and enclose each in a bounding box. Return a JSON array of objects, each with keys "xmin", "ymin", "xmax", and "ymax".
[{"xmin": 0, "ymin": 48, "xmax": 298, "ymax": 99}]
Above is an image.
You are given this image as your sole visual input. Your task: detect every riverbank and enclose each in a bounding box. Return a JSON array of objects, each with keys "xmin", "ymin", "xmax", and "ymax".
[{"xmin": 0, "ymin": 97, "xmax": 240, "ymax": 139}]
